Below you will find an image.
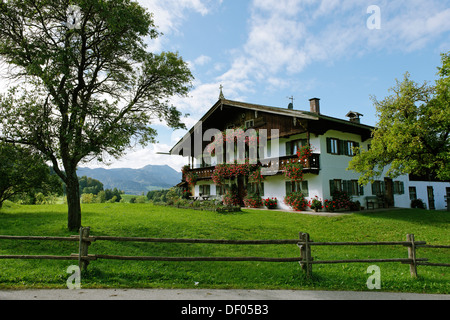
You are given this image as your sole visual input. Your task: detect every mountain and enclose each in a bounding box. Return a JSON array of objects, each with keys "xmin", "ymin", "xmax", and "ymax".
[{"xmin": 77, "ymin": 165, "xmax": 182, "ymax": 195}]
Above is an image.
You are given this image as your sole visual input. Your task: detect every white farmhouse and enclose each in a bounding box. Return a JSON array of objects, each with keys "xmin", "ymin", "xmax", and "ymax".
[{"xmin": 171, "ymin": 96, "xmax": 450, "ymax": 211}]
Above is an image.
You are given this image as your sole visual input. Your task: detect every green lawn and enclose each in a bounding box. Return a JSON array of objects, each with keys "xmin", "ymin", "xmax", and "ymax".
[{"xmin": 0, "ymin": 202, "xmax": 448, "ymax": 293}]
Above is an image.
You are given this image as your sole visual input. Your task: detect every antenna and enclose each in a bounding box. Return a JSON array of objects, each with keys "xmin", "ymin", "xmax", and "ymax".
[
  {"xmin": 287, "ymin": 96, "xmax": 294, "ymax": 110},
  {"xmin": 287, "ymin": 96, "xmax": 295, "ymax": 105}
]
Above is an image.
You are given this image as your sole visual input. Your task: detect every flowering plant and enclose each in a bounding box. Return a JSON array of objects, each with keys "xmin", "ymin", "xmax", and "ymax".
[
  {"xmin": 243, "ymin": 192, "xmax": 263, "ymax": 208},
  {"xmin": 284, "ymin": 145, "xmax": 312, "ymax": 182},
  {"xmin": 324, "ymin": 191, "xmax": 354, "ymax": 211},
  {"xmin": 222, "ymin": 189, "xmax": 240, "ymax": 207},
  {"xmin": 284, "ymin": 192, "xmax": 308, "ymax": 211},
  {"xmin": 248, "ymin": 168, "xmax": 264, "ymax": 184},
  {"xmin": 263, "ymin": 197, "xmax": 278, "ymax": 209},
  {"xmin": 212, "ymin": 160, "xmax": 258, "ymax": 185},
  {"xmin": 185, "ymin": 172, "xmax": 198, "ymax": 186},
  {"xmin": 308, "ymin": 196, "xmax": 323, "ymax": 211}
]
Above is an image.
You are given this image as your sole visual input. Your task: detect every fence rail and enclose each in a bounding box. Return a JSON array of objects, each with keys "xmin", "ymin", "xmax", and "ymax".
[{"xmin": 0, "ymin": 228, "xmax": 448, "ymax": 279}]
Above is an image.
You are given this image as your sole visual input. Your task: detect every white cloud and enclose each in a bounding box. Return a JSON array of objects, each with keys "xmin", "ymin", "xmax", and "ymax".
[
  {"xmin": 139, "ymin": 0, "xmax": 221, "ymax": 51},
  {"xmin": 212, "ymin": 0, "xmax": 450, "ymax": 96}
]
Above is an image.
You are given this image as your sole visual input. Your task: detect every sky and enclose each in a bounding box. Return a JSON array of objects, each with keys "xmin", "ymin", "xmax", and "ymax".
[
  {"xmin": 7, "ymin": 0, "xmax": 450, "ymax": 172},
  {"xmin": 111, "ymin": 0, "xmax": 450, "ymax": 172}
]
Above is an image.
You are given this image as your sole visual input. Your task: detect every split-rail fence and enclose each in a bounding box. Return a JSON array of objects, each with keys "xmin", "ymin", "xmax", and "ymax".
[{"xmin": 0, "ymin": 227, "xmax": 449, "ymax": 279}]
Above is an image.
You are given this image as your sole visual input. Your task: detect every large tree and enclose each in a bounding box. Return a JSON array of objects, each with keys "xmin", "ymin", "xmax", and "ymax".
[
  {"xmin": 349, "ymin": 53, "xmax": 450, "ymax": 184},
  {"xmin": 0, "ymin": 0, "xmax": 193, "ymax": 230}
]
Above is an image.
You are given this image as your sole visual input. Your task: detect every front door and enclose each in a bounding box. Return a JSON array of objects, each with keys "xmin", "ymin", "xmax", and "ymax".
[
  {"xmin": 427, "ymin": 186, "xmax": 435, "ymax": 210},
  {"xmin": 384, "ymin": 178, "xmax": 394, "ymax": 208}
]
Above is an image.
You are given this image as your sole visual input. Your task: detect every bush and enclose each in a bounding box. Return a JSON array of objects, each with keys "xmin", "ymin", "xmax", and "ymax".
[
  {"xmin": 411, "ymin": 199, "xmax": 426, "ymax": 209},
  {"xmin": 223, "ymin": 188, "xmax": 240, "ymax": 207},
  {"xmin": 129, "ymin": 197, "xmax": 137, "ymax": 203},
  {"xmin": 284, "ymin": 192, "xmax": 308, "ymax": 211},
  {"xmin": 243, "ymin": 192, "xmax": 263, "ymax": 208},
  {"xmin": 263, "ymin": 197, "xmax": 278, "ymax": 209},
  {"xmin": 136, "ymin": 196, "xmax": 147, "ymax": 203},
  {"xmin": 81, "ymin": 193, "xmax": 95, "ymax": 204}
]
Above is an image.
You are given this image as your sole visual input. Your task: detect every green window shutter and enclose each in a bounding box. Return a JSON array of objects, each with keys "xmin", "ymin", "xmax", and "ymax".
[
  {"xmin": 326, "ymin": 138, "xmax": 332, "ymax": 154},
  {"xmin": 286, "ymin": 181, "xmax": 292, "ymax": 195},
  {"xmin": 329, "ymin": 180, "xmax": 335, "ymax": 195},
  {"xmin": 393, "ymin": 182, "xmax": 398, "ymax": 194},
  {"xmin": 300, "ymin": 139, "xmax": 308, "ymax": 147},
  {"xmin": 359, "ymin": 184, "xmax": 364, "ymax": 196},
  {"xmin": 302, "ymin": 181, "xmax": 309, "ymax": 197},
  {"xmin": 286, "ymin": 141, "xmax": 292, "ymax": 155},
  {"xmin": 371, "ymin": 182, "xmax": 376, "ymax": 195},
  {"xmin": 354, "ymin": 142, "xmax": 360, "ymax": 155},
  {"xmin": 339, "ymin": 140, "xmax": 346, "ymax": 155},
  {"xmin": 400, "ymin": 181, "xmax": 405, "ymax": 195},
  {"xmin": 259, "ymin": 182, "xmax": 265, "ymax": 197}
]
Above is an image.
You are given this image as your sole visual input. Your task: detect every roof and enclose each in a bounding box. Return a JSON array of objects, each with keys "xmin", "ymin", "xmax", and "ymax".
[{"xmin": 170, "ymin": 98, "xmax": 374, "ymax": 155}]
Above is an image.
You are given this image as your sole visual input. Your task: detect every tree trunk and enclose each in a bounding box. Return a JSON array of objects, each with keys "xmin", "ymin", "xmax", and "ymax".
[{"xmin": 66, "ymin": 170, "xmax": 81, "ymax": 231}]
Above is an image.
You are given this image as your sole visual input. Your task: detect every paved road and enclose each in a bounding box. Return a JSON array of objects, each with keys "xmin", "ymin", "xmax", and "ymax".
[{"xmin": 0, "ymin": 289, "xmax": 448, "ymax": 300}]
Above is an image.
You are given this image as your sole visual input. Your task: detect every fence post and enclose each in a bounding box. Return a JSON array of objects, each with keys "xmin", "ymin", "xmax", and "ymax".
[
  {"xmin": 78, "ymin": 227, "xmax": 91, "ymax": 271},
  {"xmin": 406, "ymin": 234, "xmax": 418, "ymax": 278},
  {"xmin": 298, "ymin": 232, "xmax": 312, "ymax": 278}
]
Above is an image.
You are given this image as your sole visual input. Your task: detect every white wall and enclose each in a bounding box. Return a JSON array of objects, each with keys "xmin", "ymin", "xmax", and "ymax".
[{"xmin": 408, "ymin": 181, "xmax": 449, "ymax": 210}]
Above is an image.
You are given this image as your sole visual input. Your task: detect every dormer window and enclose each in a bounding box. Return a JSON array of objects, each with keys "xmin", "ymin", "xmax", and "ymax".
[{"xmin": 245, "ymin": 119, "xmax": 254, "ymax": 129}]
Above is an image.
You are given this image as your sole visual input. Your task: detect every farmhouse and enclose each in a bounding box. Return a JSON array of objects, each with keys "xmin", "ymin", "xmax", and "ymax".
[{"xmin": 170, "ymin": 93, "xmax": 450, "ymax": 211}]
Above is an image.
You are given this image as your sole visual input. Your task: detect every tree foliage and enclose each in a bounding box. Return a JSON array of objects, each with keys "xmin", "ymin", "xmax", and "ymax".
[
  {"xmin": 0, "ymin": 143, "xmax": 59, "ymax": 208},
  {"xmin": 0, "ymin": 0, "xmax": 193, "ymax": 229},
  {"xmin": 349, "ymin": 52, "xmax": 450, "ymax": 184},
  {"xmin": 78, "ymin": 176, "xmax": 103, "ymax": 195}
]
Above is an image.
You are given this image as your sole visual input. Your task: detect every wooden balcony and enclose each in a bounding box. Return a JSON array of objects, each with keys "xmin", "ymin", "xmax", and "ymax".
[{"xmin": 182, "ymin": 154, "xmax": 320, "ymax": 181}]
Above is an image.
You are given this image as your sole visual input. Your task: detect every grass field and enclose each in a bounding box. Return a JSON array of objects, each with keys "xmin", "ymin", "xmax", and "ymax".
[{"xmin": 0, "ymin": 201, "xmax": 448, "ymax": 293}]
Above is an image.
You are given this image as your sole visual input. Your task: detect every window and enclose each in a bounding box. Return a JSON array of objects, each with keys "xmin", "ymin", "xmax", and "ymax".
[
  {"xmin": 329, "ymin": 179, "xmax": 342, "ymax": 194},
  {"xmin": 330, "ymin": 180, "xmax": 364, "ymax": 196},
  {"xmin": 393, "ymin": 181, "xmax": 405, "ymax": 195},
  {"xmin": 249, "ymin": 182, "xmax": 264, "ymax": 196},
  {"xmin": 326, "ymin": 138, "xmax": 359, "ymax": 156},
  {"xmin": 371, "ymin": 181, "xmax": 385, "ymax": 195},
  {"xmin": 245, "ymin": 119, "xmax": 254, "ymax": 129},
  {"xmin": 199, "ymin": 185, "xmax": 210, "ymax": 196},
  {"xmin": 286, "ymin": 181, "xmax": 309, "ymax": 197},
  {"xmin": 350, "ymin": 180, "xmax": 364, "ymax": 196},
  {"xmin": 286, "ymin": 139, "xmax": 307, "ymax": 156},
  {"xmin": 409, "ymin": 187, "xmax": 417, "ymax": 200},
  {"xmin": 345, "ymin": 141, "xmax": 359, "ymax": 156},
  {"xmin": 327, "ymin": 138, "xmax": 340, "ymax": 155}
]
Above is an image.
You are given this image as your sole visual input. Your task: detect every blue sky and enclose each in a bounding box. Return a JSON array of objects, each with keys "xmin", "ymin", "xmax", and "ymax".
[{"xmin": 87, "ymin": 0, "xmax": 450, "ymax": 171}]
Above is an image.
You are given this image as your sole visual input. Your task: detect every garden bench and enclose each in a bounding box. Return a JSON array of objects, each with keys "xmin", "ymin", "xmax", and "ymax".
[{"xmin": 365, "ymin": 196, "xmax": 378, "ymax": 210}]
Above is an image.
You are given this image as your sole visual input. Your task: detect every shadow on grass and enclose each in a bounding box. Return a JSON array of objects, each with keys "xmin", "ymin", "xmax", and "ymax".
[{"xmin": 353, "ymin": 208, "xmax": 449, "ymax": 227}]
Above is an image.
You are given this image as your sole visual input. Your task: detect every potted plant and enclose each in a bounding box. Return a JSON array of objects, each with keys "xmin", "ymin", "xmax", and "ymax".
[
  {"xmin": 263, "ymin": 197, "xmax": 278, "ymax": 209},
  {"xmin": 309, "ymin": 196, "xmax": 323, "ymax": 212}
]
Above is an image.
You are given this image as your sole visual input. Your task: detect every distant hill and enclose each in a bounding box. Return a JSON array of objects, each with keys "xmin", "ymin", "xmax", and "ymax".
[{"xmin": 77, "ymin": 165, "xmax": 182, "ymax": 195}]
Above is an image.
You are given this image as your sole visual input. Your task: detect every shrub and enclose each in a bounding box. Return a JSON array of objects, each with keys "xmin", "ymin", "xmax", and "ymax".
[
  {"xmin": 411, "ymin": 199, "xmax": 426, "ymax": 209},
  {"xmin": 263, "ymin": 197, "xmax": 278, "ymax": 209},
  {"xmin": 243, "ymin": 192, "xmax": 263, "ymax": 208},
  {"xmin": 284, "ymin": 192, "xmax": 308, "ymax": 211},
  {"xmin": 223, "ymin": 189, "xmax": 240, "ymax": 207}
]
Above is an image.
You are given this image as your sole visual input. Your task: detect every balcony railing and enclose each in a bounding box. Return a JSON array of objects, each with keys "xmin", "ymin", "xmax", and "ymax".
[{"xmin": 182, "ymin": 154, "xmax": 320, "ymax": 181}]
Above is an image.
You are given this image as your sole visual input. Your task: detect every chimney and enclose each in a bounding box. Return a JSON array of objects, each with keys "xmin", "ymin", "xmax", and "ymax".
[
  {"xmin": 309, "ymin": 98, "xmax": 320, "ymax": 114},
  {"xmin": 346, "ymin": 111, "xmax": 363, "ymax": 124}
]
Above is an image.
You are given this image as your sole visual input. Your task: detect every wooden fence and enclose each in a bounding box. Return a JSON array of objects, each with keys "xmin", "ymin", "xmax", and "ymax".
[{"xmin": 0, "ymin": 228, "xmax": 449, "ymax": 279}]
